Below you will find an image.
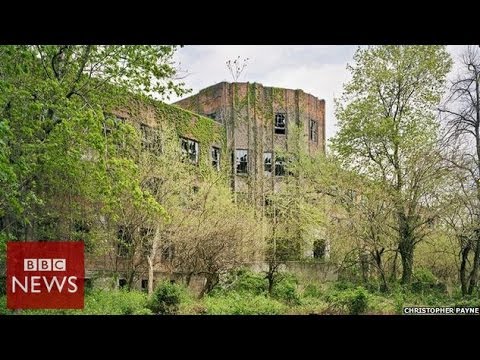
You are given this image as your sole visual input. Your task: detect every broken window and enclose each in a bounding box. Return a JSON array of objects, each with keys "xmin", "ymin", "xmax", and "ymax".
[
  {"xmin": 181, "ymin": 138, "xmax": 199, "ymax": 164},
  {"xmin": 313, "ymin": 239, "xmax": 327, "ymax": 259},
  {"xmin": 140, "ymin": 123, "xmax": 162, "ymax": 155},
  {"xmin": 103, "ymin": 115, "xmax": 126, "ymax": 136},
  {"xmin": 206, "ymin": 112, "xmax": 216, "ymax": 121},
  {"xmin": 84, "ymin": 278, "xmax": 93, "ymax": 290},
  {"xmin": 118, "ymin": 278, "xmax": 127, "ymax": 289},
  {"xmin": 117, "ymin": 226, "xmax": 133, "ymax": 257},
  {"xmin": 275, "ymin": 113, "xmax": 286, "ymax": 134},
  {"xmin": 275, "ymin": 156, "xmax": 286, "ymax": 176},
  {"xmin": 236, "ymin": 149, "xmax": 248, "ymax": 174},
  {"xmin": 309, "ymin": 119, "xmax": 318, "ymax": 143},
  {"xmin": 141, "ymin": 279, "xmax": 148, "ymax": 291},
  {"xmin": 264, "ymin": 152, "xmax": 272, "ymax": 173},
  {"xmin": 211, "ymin": 147, "xmax": 220, "ymax": 171}
]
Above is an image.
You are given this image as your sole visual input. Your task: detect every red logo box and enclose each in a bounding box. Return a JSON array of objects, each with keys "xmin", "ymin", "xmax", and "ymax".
[{"xmin": 7, "ymin": 242, "xmax": 84, "ymax": 309}]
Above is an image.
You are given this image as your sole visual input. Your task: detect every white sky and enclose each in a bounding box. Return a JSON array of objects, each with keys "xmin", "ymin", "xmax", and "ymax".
[{"xmin": 169, "ymin": 45, "xmax": 467, "ymax": 147}]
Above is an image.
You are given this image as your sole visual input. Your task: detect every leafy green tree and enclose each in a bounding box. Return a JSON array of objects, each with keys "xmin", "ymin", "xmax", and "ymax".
[
  {"xmin": 331, "ymin": 46, "xmax": 452, "ymax": 284},
  {"xmin": 440, "ymin": 45, "xmax": 480, "ymax": 294},
  {"xmin": 0, "ymin": 46, "xmax": 187, "ymax": 251}
]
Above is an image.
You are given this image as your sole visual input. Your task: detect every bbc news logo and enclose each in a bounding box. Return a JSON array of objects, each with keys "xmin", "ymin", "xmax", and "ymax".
[{"xmin": 7, "ymin": 242, "xmax": 84, "ymax": 309}]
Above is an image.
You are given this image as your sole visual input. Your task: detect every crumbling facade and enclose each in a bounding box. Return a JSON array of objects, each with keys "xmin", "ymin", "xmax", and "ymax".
[
  {"xmin": 175, "ymin": 82, "xmax": 326, "ymax": 202},
  {"xmin": 87, "ymin": 82, "xmax": 330, "ymax": 291}
]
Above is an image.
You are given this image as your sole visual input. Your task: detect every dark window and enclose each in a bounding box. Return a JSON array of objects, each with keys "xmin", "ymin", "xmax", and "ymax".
[
  {"xmin": 118, "ymin": 278, "xmax": 127, "ymax": 289},
  {"xmin": 275, "ymin": 156, "xmax": 286, "ymax": 176},
  {"xmin": 264, "ymin": 152, "xmax": 272, "ymax": 173},
  {"xmin": 140, "ymin": 124, "xmax": 161, "ymax": 155},
  {"xmin": 117, "ymin": 226, "xmax": 133, "ymax": 257},
  {"xmin": 161, "ymin": 244, "xmax": 175, "ymax": 262},
  {"xmin": 275, "ymin": 113, "xmax": 286, "ymax": 134},
  {"xmin": 313, "ymin": 240, "xmax": 326, "ymax": 259},
  {"xmin": 206, "ymin": 112, "xmax": 216, "ymax": 121},
  {"xmin": 236, "ymin": 149, "xmax": 248, "ymax": 174},
  {"xmin": 181, "ymin": 138, "xmax": 199, "ymax": 164},
  {"xmin": 141, "ymin": 279, "xmax": 148, "ymax": 291},
  {"xmin": 103, "ymin": 115, "xmax": 125, "ymax": 136},
  {"xmin": 309, "ymin": 119, "xmax": 318, "ymax": 143},
  {"xmin": 212, "ymin": 147, "xmax": 220, "ymax": 171},
  {"xmin": 84, "ymin": 278, "xmax": 93, "ymax": 290}
]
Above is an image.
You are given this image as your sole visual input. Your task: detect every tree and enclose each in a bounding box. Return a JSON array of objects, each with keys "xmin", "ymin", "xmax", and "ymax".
[
  {"xmin": 440, "ymin": 45, "xmax": 480, "ymax": 294},
  {"xmin": 169, "ymin": 179, "xmax": 264, "ymax": 297},
  {"xmin": 0, "ymin": 46, "xmax": 187, "ymax": 250},
  {"xmin": 331, "ymin": 46, "xmax": 452, "ymax": 284},
  {"xmin": 264, "ymin": 125, "xmax": 327, "ymax": 294}
]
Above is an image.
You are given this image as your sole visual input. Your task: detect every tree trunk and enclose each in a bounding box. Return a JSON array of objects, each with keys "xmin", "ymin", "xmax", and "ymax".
[
  {"xmin": 398, "ymin": 213, "xmax": 415, "ymax": 284},
  {"xmin": 373, "ymin": 249, "xmax": 388, "ymax": 292},
  {"xmin": 460, "ymin": 245, "xmax": 470, "ymax": 296},
  {"xmin": 390, "ymin": 248, "xmax": 399, "ymax": 282},
  {"xmin": 199, "ymin": 273, "xmax": 219, "ymax": 298},
  {"xmin": 399, "ymin": 241, "xmax": 414, "ymax": 284},
  {"xmin": 147, "ymin": 256, "xmax": 154, "ymax": 295},
  {"xmin": 467, "ymin": 230, "xmax": 480, "ymax": 294}
]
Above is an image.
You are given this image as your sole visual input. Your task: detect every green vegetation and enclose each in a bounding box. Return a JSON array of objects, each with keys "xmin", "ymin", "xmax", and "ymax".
[{"xmin": 1, "ymin": 45, "xmax": 480, "ymax": 315}]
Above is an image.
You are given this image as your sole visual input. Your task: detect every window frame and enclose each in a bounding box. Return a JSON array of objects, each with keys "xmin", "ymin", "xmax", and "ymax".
[
  {"xmin": 263, "ymin": 152, "xmax": 273, "ymax": 173},
  {"xmin": 181, "ymin": 137, "xmax": 199, "ymax": 165},
  {"xmin": 275, "ymin": 156, "xmax": 286, "ymax": 177},
  {"xmin": 309, "ymin": 119, "xmax": 318, "ymax": 143},
  {"xmin": 274, "ymin": 112, "xmax": 286, "ymax": 135},
  {"xmin": 211, "ymin": 146, "xmax": 221, "ymax": 171},
  {"xmin": 235, "ymin": 149, "xmax": 249, "ymax": 174}
]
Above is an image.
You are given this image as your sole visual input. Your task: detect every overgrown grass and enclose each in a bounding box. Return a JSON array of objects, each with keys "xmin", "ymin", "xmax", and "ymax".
[{"xmin": 1, "ymin": 270, "xmax": 477, "ymax": 315}]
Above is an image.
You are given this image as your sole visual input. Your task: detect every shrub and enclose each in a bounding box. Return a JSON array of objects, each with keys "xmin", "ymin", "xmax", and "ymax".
[
  {"xmin": 221, "ymin": 269, "xmax": 267, "ymax": 295},
  {"xmin": 272, "ymin": 273, "xmax": 301, "ymax": 305},
  {"xmin": 303, "ymin": 283, "xmax": 322, "ymax": 298},
  {"xmin": 324, "ymin": 286, "xmax": 370, "ymax": 315},
  {"xmin": 204, "ymin": 292, "xmax": 286, "ymax": 315},
  {"xmin": 348, "ymin": 287, "xmax": 369, "ymax": 315},
  {"xmin": 149, "ymin": 281, "xmax": 185, "ymax": 314},
  {"xmin": 84, "ymin": 290, "xmax": 151, "ymax": 315},
  {"xmin": 0, "ymin": 277, "xmax": 5, "ymax": 296},
  {"xmin": 411, "ymin": 268, "xmax": 446, "ymax": 294}
]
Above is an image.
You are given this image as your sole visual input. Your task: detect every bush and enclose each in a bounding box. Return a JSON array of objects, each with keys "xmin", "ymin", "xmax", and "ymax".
[
  {"xmin": 220, "ymin": 269, "xmax": 267, "ymax": 295},
  {"xmin": 0, "ymin": 290, "xmax": 152, "ymax": 315},
  {"xmin": 348, "ymin": 287, "xmax": 369, "ymax": 315},
  {"xmin": 0, "ymin": 277, "xmax": 5, "ymax": 296},
  {"xmin": 83, "ymin": 290, "xmax": 151, "ymax": 315},
  {"xmin": 272, "ymin": 273, "xmax": 301, "ymax": 305},
  {"xmin": 324, "ymin": 286, "xmax": 370, "ymax": 315},
  {"xmin": 204, "ymin": 292, "xmax": 286, "ymax": 315},
  {"xmin": 411, "ymin": 268, "xmax": 446, "ymax": 294},
  {"xmin": 149, "ymin": 281, "xmax": 185, "ymax": 314},
  {"xmin": 303, "ymin": 283, "xmax": 322, "ymax": 298}
]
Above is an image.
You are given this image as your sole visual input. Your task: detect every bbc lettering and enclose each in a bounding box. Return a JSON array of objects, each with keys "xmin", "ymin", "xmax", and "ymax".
[
  {"xmin": 24, "ymin": 258, "xmax": 67, "ymax": 271},
  {"xmin": 12, "ymin": 258, "xmax": 77, "ymax": 294},
  {"xmin": 7, "ymin": 241, "xmax": 84, "ymax": 309}
]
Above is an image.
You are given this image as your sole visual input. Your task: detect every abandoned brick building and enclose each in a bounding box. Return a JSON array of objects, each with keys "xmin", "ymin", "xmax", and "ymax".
[
  {"xmin": 175, "ymin": 82, "xmax": 325, "ymax": 201},
  {"xmin": 87, "ymin": 82, "xmax": 329, "ymax": 291}
]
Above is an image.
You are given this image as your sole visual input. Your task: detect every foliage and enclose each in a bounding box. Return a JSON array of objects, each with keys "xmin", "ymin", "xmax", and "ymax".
[
  {"xmin": 331, "ymin": 45, "xmax": 452, "ymax": 284},
  {"xmin": 271, "ymin": 273, "xmax": 301, "ymax": 305},
  {"xmin": 216, "ymin": 268, "xmax": 268, "ymax": 295},
  {"xmin": 149, "ymin": 281, "xmax": 186, "ymax": 315},
  {"xmin": 203, "ymin": 292, "xmax": 286, "ymax": 315},
  {"xmin": 324, "ymin": 286, "xmax": 370, "ymax": 315},
  {"xmin": 302, "ymin": 283, "xmax": 322, "ymax": 298},
  {"xmin": 0, "ymin": 290, "xmax": 152, "ymax": 315}
]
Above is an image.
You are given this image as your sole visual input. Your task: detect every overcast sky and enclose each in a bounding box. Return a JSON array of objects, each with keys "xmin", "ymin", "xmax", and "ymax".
[{"xmin": 169, "ymin": 45, "xmax": 467, "ymax": 146}]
